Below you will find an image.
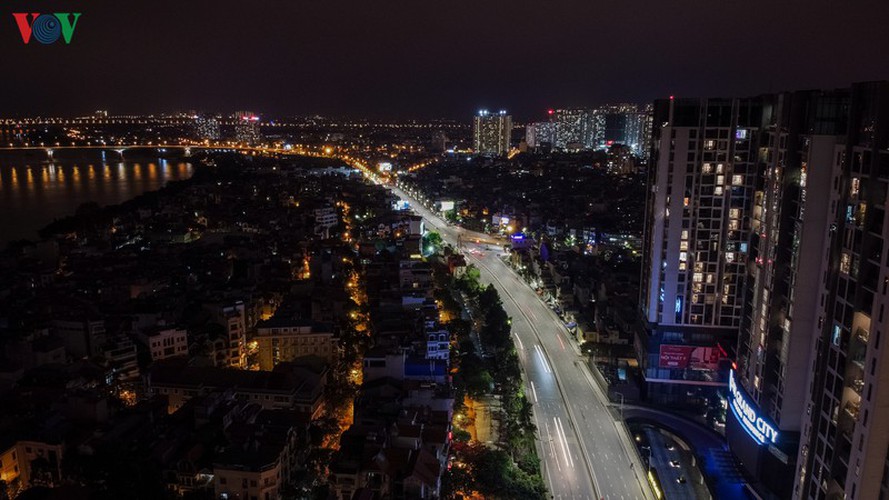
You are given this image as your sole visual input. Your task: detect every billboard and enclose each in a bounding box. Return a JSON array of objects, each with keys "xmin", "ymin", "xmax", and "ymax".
[
  {"xmin": 439, "ymin": 200, "xmax": 455, "ymax": 212},
  {"xmin": 729, "ymin": 369, "xmax": 778, "ymax": 445},
  {"xmin": 658, "ymin": 344, "xmax": 721, "ymax": 370}
]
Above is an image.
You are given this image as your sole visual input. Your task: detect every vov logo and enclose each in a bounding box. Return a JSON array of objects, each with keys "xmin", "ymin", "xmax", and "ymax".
[{"xmin": 12, "ymin": 13, "xmax": 81, "ymax": 44}]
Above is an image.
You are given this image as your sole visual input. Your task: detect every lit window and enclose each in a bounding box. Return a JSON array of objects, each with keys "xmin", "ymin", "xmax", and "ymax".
[
  {"xmin": 851, "ymin": 178, "xmax": 860, "ymax": 197},
  {"xmin": 732, "ymin": 174, "xmax": 743, "ymax": 185},
  {"xmin": 726, "ymin": 252, "xmax": 735, "ymax": 263},
  {"xmin": 693, "ymin": 273, "xmax": 703, "ymax": 283},
  {"xmin": 840, "ymin": 253, "xmax": 851, "ymax": 274},
  {"xmin": 702, "ymin": 163, "xmax": 713, "ymax": 174},
  {"xmin": 714, "ymin": 186, "xmax": 724, "ymax": 196},
  {"xmin": 680, "ymin": 241, "xmax": 688, "ymax": 251},
  {"xmin": 832, "ymin": 325, "xmax": 842, "ymax": 346}
]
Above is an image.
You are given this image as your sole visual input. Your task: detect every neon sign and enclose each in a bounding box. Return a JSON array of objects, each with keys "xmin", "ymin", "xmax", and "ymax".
[{"xmin": 729, "ymin": 370, "xmax": 778, "ymax": 445}]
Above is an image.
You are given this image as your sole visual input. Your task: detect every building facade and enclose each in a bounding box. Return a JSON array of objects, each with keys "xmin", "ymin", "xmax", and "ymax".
[
  {"xmin": 643, "ymin": 82, "xmax": 889, "ymax": 499},
  {"xmin": 256, "ymin": 319, "xmax": 336, "ymax": 370},
  {"xmin": 472, "ymin": 110, "xmax": 511, "ymax": 156},
  {"xmin": 640, "ymin": 96, "xmax": 762, "ymax": 407},
  {"xmin": 793, "ymin": 81, "xmax": 889, "ymax": 500}
]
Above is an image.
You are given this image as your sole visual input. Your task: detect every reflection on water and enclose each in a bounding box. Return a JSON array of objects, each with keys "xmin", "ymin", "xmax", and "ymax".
[{"xmin": 0, "ymin": 159, "xmax": 193, "ymax": 244}]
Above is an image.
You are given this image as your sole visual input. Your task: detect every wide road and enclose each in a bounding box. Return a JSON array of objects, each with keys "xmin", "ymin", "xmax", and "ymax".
[{"xmin": 390, "ymin": 184, "xmax": 653, "ymax": 500}]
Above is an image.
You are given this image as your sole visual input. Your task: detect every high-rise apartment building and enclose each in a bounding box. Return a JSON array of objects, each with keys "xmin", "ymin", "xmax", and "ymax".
[
  {"xmin": 525, "ymin": 121, "xmax": 556, "ymax": 149},
  {"xmin": 592, "ymin": 103, "xmax": 652, "ymax": 155},
  {"xmin": 524, "ymin": 104, "xmax": 652, "ymax": 154},
  {"xmin": 640, "ymin": 96, "xmax": 761, "ymax": 408},
  {"xmin": 641, "ymin": 81, "xmax": 889, "ymax": 500},
  {"xmin": 793, "ymin": 81, "xmax": 889, "ymax": 500},
  {"xmin": 234, "ymin": 111, "xmax": 261, "ymax": 145},
  {"xmin": 550, "ymin": 108, "xmax": 593, "ymax": 150},
  {"xmin": 472, "ymin": 110, "xmax": 511, "ymax": 156},
  {"xmin": 194, "ymin": 115, "xmax": 221, "ymax": 141},
  {"xmin": 729, "ymin": 89, "xmax": 848, "ymax": 498}
]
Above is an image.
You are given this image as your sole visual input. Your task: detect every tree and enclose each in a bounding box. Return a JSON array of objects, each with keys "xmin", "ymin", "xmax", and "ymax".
[{"xmin": 423, "ymin": 231, "xmax": 443, "ymax": 254}]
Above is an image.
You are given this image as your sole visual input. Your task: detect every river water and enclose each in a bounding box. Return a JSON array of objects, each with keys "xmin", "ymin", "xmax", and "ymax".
[{"xmin": 0, "ymin": 150, "xmax": 194, "ymax": 245}]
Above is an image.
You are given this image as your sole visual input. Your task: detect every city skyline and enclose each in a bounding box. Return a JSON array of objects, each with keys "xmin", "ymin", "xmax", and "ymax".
[
  {"xmin": 1, "ymin": 0, "xmax": 887, "ymax": 118},
  {"xmin": 5, "ymin": 1, "xmax": 889, "ymax": 499}
]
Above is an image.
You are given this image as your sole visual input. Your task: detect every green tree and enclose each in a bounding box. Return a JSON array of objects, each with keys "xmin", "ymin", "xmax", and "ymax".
[{"xmin": 423, "ymin": 231, "xmax": 443, "ymax": 254}]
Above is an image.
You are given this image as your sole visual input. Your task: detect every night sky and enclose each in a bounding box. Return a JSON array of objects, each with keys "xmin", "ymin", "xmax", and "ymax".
[{"xmin": 2, "ymin": 0, "xmax": 888, "ymax": 119}]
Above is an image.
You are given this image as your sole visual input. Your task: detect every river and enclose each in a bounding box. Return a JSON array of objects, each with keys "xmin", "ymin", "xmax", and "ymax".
[{"xmin": 0, "ymin": 150, "xmax": 194, "ymax": 245}]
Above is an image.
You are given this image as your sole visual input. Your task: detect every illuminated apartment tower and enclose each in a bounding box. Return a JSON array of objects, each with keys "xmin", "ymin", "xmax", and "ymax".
[
  {"xmin": 234, "ymin": 111, "xmax": 261, "ymax": 145},
  {"xmin": 729, "ymin": 90, "xmax": 848, "ymax": 498},
  {"xmin": 793, "ymin": 81, "xmax": 889, "ymax": 500},
  {"xmin": 550, "ymin": 108, "xmax": 592, "ymax": 150},
  {"xmin": 194, "ymin": 115, "xmax": 221, "ymax": 141},
  {"xmin": 472, "ymin": 110, "xmax": 511, "ymax": 156},
  {"xmin": 640, "ymin": 97, "xmax": 763, "ymax": 405},
  {"xmin": 525, "ymin": 121, "xmax": 555, "ymax": 149}
]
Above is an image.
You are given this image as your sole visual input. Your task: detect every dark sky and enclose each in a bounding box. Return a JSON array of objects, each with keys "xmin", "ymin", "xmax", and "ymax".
[{"xmin": 2, "ymin": 0, "xmax": 888, "ymax": 120}]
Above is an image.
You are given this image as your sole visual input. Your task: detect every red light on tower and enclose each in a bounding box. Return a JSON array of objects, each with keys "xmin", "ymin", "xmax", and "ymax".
[
  {"xmin": 547, "ymin": 109, "xmax": 554, "ymax": 115},
  {"xmin": 669, "ymin": 95, "xmax": 675, "ymax": 100}
]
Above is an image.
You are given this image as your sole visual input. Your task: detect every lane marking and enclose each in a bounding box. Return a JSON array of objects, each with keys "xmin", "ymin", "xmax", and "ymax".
[
  {"xmin": 531, "ymin": 380, "xmax": 539, "ymax": 403},
  {"xmin": 514, "ymin": 331, "xmax": 525, "ymax": 350}
]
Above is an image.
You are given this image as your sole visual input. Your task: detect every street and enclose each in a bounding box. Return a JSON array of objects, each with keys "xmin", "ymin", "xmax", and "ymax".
[{"xmin": 390, "ymin": 185, "xmax": 653, "ymax": 500}]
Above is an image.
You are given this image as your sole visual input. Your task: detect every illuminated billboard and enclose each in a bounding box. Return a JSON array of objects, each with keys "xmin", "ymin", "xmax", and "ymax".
[
  {"xmin": 439, "ymin": 200, "xmax": 455, "ymax": 212},
  {"xmin": 729, "ymin": 370, "xmax": 778, "ymax": 445},
  {"xmin": 378, "ymin": 162, "xmax": 393, "ymax": 172},
  {"xmin": 658, "ymin": 345, "xmax": 721, "ymax": 370}
]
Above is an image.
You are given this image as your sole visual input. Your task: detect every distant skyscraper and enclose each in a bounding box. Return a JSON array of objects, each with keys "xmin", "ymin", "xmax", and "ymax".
[
  {"xmin": 525, "ymin": 121, "xmax": 556, "ymax": 149},
  {"xmin": 234, "ymin": 111, "xmax": 261, "ymax": 145},
  {"xmin": 526, "ymin": 104, "xmax": 652, "ymax": 155},
  {"xmin": 590, "ymin": 103, "xmax": 651, "ymax": 155},
  {"xmin": 472, "ymin": 110, "xmax": 511, "ymax": 156},
  {"xmin": 194, "ymin": 115, "xmax": 221, "ymax": 141},
  {"xmin": 550, "ymin": 108, "xmax": 592, "ymax": 150}
]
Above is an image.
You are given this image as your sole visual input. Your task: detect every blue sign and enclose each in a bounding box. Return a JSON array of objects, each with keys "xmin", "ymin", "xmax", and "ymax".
[
  {"xmin": 511, "ymin": 233, "xmax": 526, "ymax": 241},
  {"xmin": 729, "ymin": 370, "xmax": 778, "ymax": 445}
]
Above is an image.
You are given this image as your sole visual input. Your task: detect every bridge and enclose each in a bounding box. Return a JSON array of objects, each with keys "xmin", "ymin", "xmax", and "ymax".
[
  {"xmin": 0, "ymin": 143, "xmax": 328, "ymax": 160},
  {"xmin": 0, "ymin": 143, "xmax": 386, "ymax": 181}
]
